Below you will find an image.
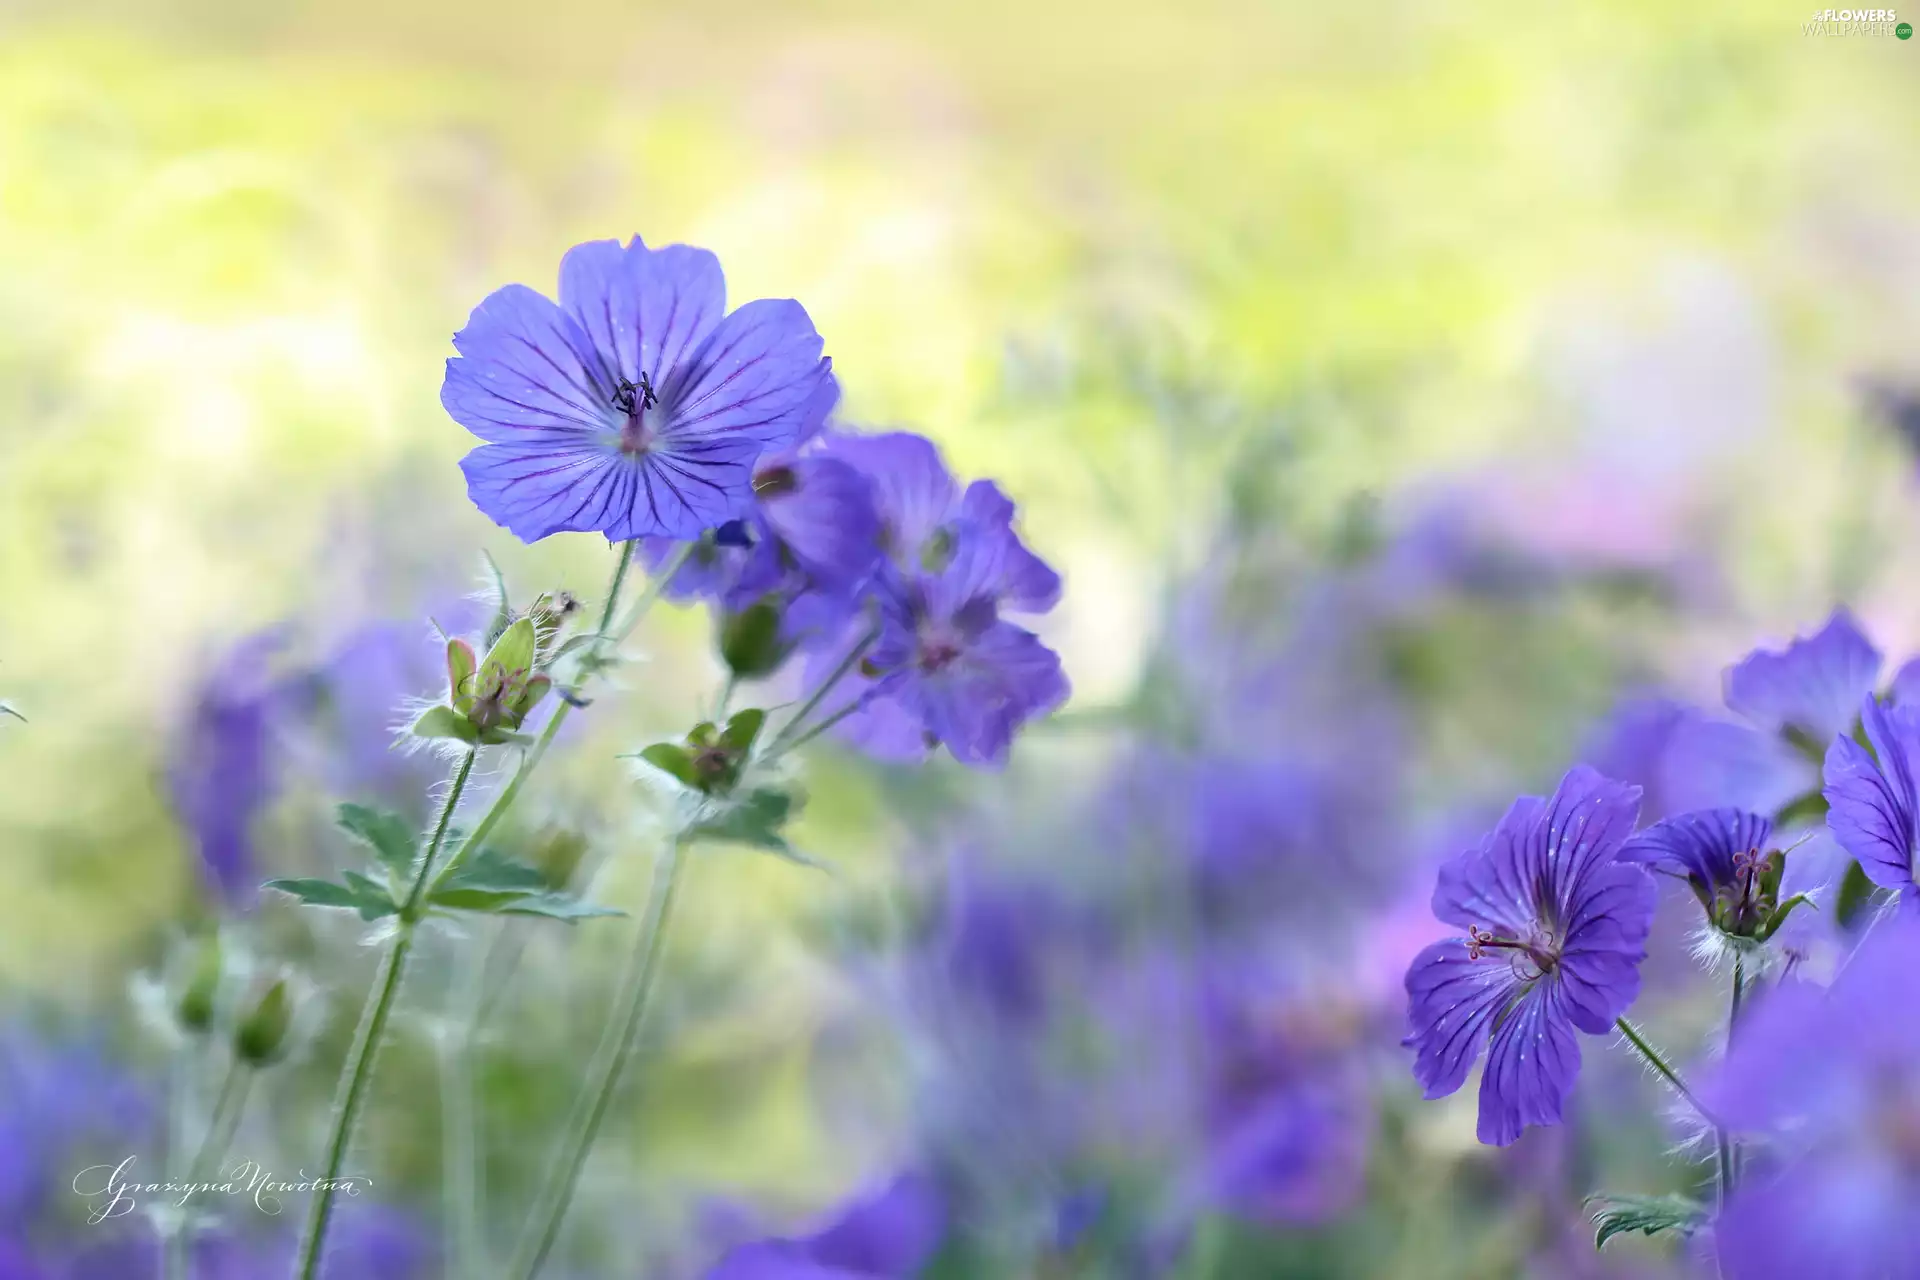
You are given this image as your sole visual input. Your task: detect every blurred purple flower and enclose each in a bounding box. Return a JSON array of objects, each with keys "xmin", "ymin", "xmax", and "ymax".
[
  {"xmin": 1190, "ymin": 964, "xmax": 1370, "ymax": 1225},
  {"xmin": 0, "ymin": 1031, "xmax": 152, "ymax": 1232},
  {"xmin": 803, "ymin": 432, "xmax": 1066, "ymax": 768},
  {"xmin": 706, "ymin": 1174, "xmax": 946, "ymax": 1280},
  {"xmin": 1404, "ymin": 766, "xmax": 1655, "ymax": 1145},
  {"xmin": 638, "ymin": 410, "xmax": 886, "ymax": 650},
  {"xmin": 1662, "ymin": 611, "xmax": 1882, "ymax": 817},
  {"xmin": 168, "ymin": 631, "xmax": 295, "ymax": 906},
  {"xmin": 1706, "ymin": 916, "xmax": 1920, "ymax": 1279},
  {"xmin": 446, "ymin": 237, "xmax": 835, "ymax": 543},
  {"xmin": 1823, "ymin": 695, "xmax": 1920, "ymax": 906}
]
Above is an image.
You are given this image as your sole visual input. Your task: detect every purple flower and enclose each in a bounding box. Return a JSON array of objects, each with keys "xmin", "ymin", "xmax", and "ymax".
[
  {"xmin": 1706, "ymin": 916, "xmax": 1920, "ymax": 1279},
  {"xmin": 801, "ymin": 433, "xmax": 1067, "ymax": 768},
  {"xmin": 1823, "ymin": 694, "xmax": 1920, "ymax": 905},
  {"xmin": 446, "ymin": 237, "xmax": 834, "ymax": 543},
  {"xmin": 1662, "ymin": 611, "xmax": 1882, "ymax": 817},
  {"xmin": 706, "ymin": 1174, "xmax": 946, "ymax": 1279},
  {"xmin": 1620, "ymin": 808, "xmax": 1778, "ymax": 932},
  {"xmin": 168, "ymin": 631, "xmax": 294, "ymax": 905},
  {"xmin": 1404, "ymin": 765, "xmax": 1655, "ymax": 1146},
  {"xmin": 639, "ymin": 418, "xmax": 885, "ymax": 647}
]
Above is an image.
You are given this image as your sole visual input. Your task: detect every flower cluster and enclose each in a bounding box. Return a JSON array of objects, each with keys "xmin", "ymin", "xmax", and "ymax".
[
  {"xmin": 1403, "ymin": 609, "xmax": 1920, "ymax": 1275},
  {"xmin": 446, "ymin": 238, "xmax": 1068, "ymax": 768}
]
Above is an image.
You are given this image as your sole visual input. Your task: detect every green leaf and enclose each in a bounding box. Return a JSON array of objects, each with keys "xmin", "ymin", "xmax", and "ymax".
[
  {"xmin": 439, "ymin": 848, "xmax": 549, "ymax": 895},
  {"xmin": 429, "ymin": 885, "xmax": 622, "ymax": 922},
  {"xmin": 688, "ymin": 787, "xmax": 798, "ymax": 853},
  {"xmin": 1757, "ymin": 892, "xmax": 1816, "ymax": 942},
  {"xmin": 636, "ymin": 742, "xmax": 701, "ymax": 788},
  {"xmin": 495, "ymin": 893, "xmax": 625, "ymax": 922},
  {"xmin": 263, "ymin": 878, "xmax": 372, "ymax": 911},
  {"xmin": 1773, "ymin": 788, "xmax": 1829, "ymax": 828},
  {"xmin": 409, "ymin": 704, "xmax": 479, "ymax": 743},
  {"xmin": 479, "ymin": 548, "xmax": 513, "ymax": 649},
  {"xmin": 341, "ymin": 871, "xmax": 400, "ymax": 920},
  {"xmin": 721, "ymin": 708, "xmax": 768, "ymax": 753},
  {"xmin": 1586, "ymin": 1194, "xmax": 1706, "ymax": 1250},
  {"xmin": 1835, "ymin": 858, "xmax": 1879, "ymax": 931},
  {"xmin": 335, "ymin": 804, "xmax": 418, "ymax": 880}
]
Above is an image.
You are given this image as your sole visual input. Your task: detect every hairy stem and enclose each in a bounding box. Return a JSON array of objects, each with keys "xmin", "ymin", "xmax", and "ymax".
[
  {"xmin": 507, "ymin": 835, "xmax": 689, "ymax": 1280},
  {"xmin": 1614, "ymin": 1017, "xmax": 1733, "ymax": 1211},
  {"xmin": 161, "ymin": 1041, "xmax": 199, "ymax": 1280},
  {"xmin": 766, "ymin": 621, "xmax": 879, "ymax": 757},
  {"xmin": 295, "ymin": 747, "xmax": 477, "ymax": 1280},
  {"xmin": 441, "ymin": 941, "xmax": 489, "ymax": 1280},
  {"xmin": 187, "ymin": 1058, "xmax": 253, "ymax": 1185}
]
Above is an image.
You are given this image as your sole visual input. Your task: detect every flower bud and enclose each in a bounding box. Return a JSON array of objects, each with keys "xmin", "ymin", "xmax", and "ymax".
[
  {"xmin": 527, "ymin": 591, "xmax": 582, "ymax": 666},
  {"xmin": 531, "ymin": 828, "xmax": 590, "ymax": 891},
  {"xmin": 176, "ymin": 934, "xmax": 224, "ymax": 1035},
  {"xmin": 235, "ymin": 979, "xmax": 294, "ymax": 1066},
  {"xmin": 720, "ymin": 598, "xmax": 793, "ymax": 679}
]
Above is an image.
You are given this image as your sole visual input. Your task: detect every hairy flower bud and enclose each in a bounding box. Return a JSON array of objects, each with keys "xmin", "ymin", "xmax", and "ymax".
[
  {"xmin": 176, "ymin": 933, "xmax": 225, "ymax": 1035},
  {"xmin": 235, "ymin": 978, "xmax": 294, "ymax": 1066}
]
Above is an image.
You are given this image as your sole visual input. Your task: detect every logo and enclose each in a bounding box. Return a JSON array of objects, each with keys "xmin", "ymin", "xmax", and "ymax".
[
  {"xmin": 71, "ymin": 1156, "xmax": 374, "ymax": 1224},
  {"xmin": 1805, "ymin": 6, "xmax": 1906, "ymax": 33}
]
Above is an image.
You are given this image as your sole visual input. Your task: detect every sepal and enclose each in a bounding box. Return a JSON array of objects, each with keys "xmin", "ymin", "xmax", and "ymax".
[{"xmin": 1584, "ymin": 1193, "xmax": 1706, "ymax": 1250}]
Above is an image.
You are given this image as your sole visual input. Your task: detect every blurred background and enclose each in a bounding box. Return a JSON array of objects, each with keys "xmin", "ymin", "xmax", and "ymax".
[{"xmin": 3, "ymin": 0, "xmax": 1920, "ymax": 1276}]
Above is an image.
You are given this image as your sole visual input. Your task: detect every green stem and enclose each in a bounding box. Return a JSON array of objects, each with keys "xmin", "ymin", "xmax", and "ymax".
[
  {"xmin": 1612, "ymin": 1018, "xmax": 1709, "ymax": 1116},
  {"xmin": 187, "ymin": 1058, "xmax": 252, "ymax": 1185},
  {"xmin": 766, "ymin": 621, "xmax": 879, "ymax": 756},
  {"xmin": 162, "ymin": 1041, "xmax": 198, "ymax": 1280},
  {"xmin": 441, "ymin": 945, "xmax": 489, "ymax": 1280},
  {"xmin": 609, "ymin": 542, "xmax": 691, "ymax": 646},
  {"xmin": 1613, "ymin": 1017, "xmax": 1733, "ymax": 1207},
  {"xmin": 506, "ymin": 835, "xmax": 690, "ymax": 1280},
  {"xmin": 295, "ymin": 747, "xmax": 477, "ymax": 1280},
  {"xmin": 766, "ymin": 695, "xmax": 867, "ymax": 761}
]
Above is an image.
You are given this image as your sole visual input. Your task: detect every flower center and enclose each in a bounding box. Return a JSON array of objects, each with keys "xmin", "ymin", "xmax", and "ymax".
[
  {"xmin": 614, "ymin": 374, "xmax": 660, "ymax": 455},
  {"xmin": 1466, "ymin": 924, "xmax": 1559, "ymax": 982},
  {"xmin": 917, "ymin": 631, "xmax": 963, "ymax": 673}
]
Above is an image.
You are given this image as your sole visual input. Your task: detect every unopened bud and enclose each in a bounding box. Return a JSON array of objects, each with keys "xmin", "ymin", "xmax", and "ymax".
[
  {"xmin": 176, "ymin": 935, "xmax": 224, "ymax": 1035},
  {"xmin": 235, "ymin": 979, "xmax": 294, "ymax": 1066},
  {"xmin": 720, "ymin": 598, "xmax": 793, "ymax": 679}
]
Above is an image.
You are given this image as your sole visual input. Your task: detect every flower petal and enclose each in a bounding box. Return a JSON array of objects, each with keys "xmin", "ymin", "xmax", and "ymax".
[
  {"xmin": 1534, "ymin": 764, "xmax": 1641, "ymax": 916},
  {"xmin": 558, "ymin": 238, "xmax": 725, "ymax": 388},
  {"xmin": 1724, "ymin": 609, "xmax": 1881, "ymax": 742},
  {"xmin": 613, "ymin": 442, "xmax": 763, "ymax": 542},
  {"xmin": 441, "ymin": 284, "xmax": 612, "ymax": 444},
  {"xmin": 1403, "ymin": 939, "xmax": 1518, "ymax": 1101},
  {"xmin": 1556, "ymin": 862, "xmax": 1656, "ymax": 1034},
  {"xmin": 662, "ymin": 297, "xmax": 830, "ymax": 454},
  {"xmin": 909, "ymin": 621, "xmax": 1069, "ymax": 769},
  {"xmin": 828, "ymin": 431, "xmax": 961, "ymax": 557},
  {"xmin": 1475, "ymin": 981, "xmax": 1579, "ymax": 1147},
  {"xmin": 459, "ymin": 442, "xmax": 633, "ymax": 543},
  {"xmin": 1430, "ymin": 796, "xmax": 1547, "ymax": 936},
  {"xmin": 1824, "ymin": 698, "xmax": 1920, "ymax": 893},
  {"xmin": 960, "ymin": 480, "xmax": 1063, "ymax": 612},
  {"xmin": 1619, "ymin": 807, "xmax": 1771, "ymax": 888}
]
